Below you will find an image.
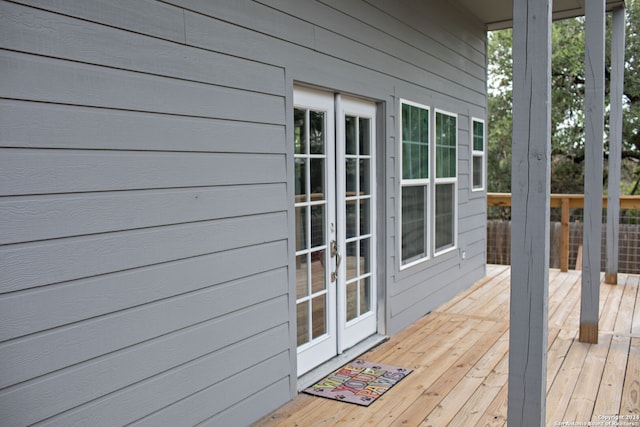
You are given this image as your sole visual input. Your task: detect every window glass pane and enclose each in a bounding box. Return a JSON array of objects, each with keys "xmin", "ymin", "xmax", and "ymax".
[
  {"xmin": 435, "ymin": 183, "xmax": 455, "ymax": 251},
  {"xmin": 420, "ymin": 107, "xmax": 429, "ymax": 143},
  {"xmin": 401, "ymin": 103, "xmax": 429, "ymax": 180},
  {"xmin": 295, "ymin": 206, "xmax": 307, "ymax": 251},
  {"xmin": 411, "ymin": 104, "xmax": 421, "ymax": 140},
  {"xmin": 359, "ymin": 238, "xmax": 370, "ymax": 275},
  {"xmin": 295, "ymin": 158, "xmax": 306, "ymax": 197},
  {"xmin": 360, "ymin": 277, "xmax": 371, "ymax": 314},
  {"xmin": 346, "ymin": 282, "xmax": 358, "ymax": 321},
  {"xmin": 473, "ymin": 155, "xmax": 484, "ymax": 189},
  {"xmin": 359, "ymin": 118, "xmax": 370, "ymax": 155},
  {"xmin": 346, "ymin": 202, "xmax": 357, "ymax": 239},
  {"xmin": 297, "ymin": 301, "xmax": 309, "ymax": 346},
  {"xmin": 294, "ymin": 109, "xmax": 307, "ymax": 154},
  {"xmin": 402, "ymin": 186, "xmax": 427, "ymax": 262},
  {"xmin": 346, "ymin": 159, "xmax": 357, "ymax": 194},
  {"xmin": 360, "ymin": 198, "xmax": 370, "ymax": 235},
  {"xmin": 309, "ymin": 111, "xmax": 325, "ymax": 154},
  {"xmin": 310, "ymin": 158, "xmax": 325, "ymax": 199},
  {"xmin": 311, "ymin": 250, "xmax": 326, "ymax": 293},
  {"xmin": 346, "ymin": 241, "xmax": 358, "ymax": 280},
  {"xmin": 346, "ymin": 115, "xmax": 357, "ymax": 155},
  {"xmin": 436, "ymin": 112, "xmax": 456, "ymax": 178},
  {"xmin": 402, "ymin": 103, "xmax": 411, "ymax": 142},
  {"xmin": 311, "ymin": 205, "xmax": 325, "ymax": 247},
  {"xmin": 311, "ymin": 295, "xmax": 327, "ymax": 339},
  {"xmin": 359, "ymin": 159, "xmax": 370, "ymax": 195},
  {"xmin": 473, "ymin": 120, "xmax": 484, "ymax": 151},
  {"xmin": 296, "ymin": 254, "xmax": 309, "ymax": 299}
]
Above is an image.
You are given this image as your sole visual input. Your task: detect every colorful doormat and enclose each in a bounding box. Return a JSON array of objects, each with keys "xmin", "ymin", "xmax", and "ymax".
[{"xmin": 303, "ymin": 359, "xmax": 412, "ymax": 406}]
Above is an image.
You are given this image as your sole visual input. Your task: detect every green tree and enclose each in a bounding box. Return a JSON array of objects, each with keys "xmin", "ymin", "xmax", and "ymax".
[{"xmin": 487, "ymin": 0, "xmax": 640, "ymax": 194}]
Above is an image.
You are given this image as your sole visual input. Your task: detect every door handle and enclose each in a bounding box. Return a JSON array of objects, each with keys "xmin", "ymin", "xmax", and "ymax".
[
  {"xmin": 330, "ymin": 240, "xmax": 342, "ymax": 282},
  {"xmin": 331, "ymin": 240, "xmax": 342, "ymax": 267}
]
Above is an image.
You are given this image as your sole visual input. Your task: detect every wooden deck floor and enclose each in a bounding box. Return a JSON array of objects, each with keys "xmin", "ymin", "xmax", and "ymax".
[{"xmin": 255, "ymin": 265, "xmax": 640, "ymax": 426}]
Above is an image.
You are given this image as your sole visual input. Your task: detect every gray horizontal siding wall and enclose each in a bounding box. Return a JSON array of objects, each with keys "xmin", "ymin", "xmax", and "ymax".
[{"xmin": 0, "ymin": 0, "xmax": 486, "ymax": 425}]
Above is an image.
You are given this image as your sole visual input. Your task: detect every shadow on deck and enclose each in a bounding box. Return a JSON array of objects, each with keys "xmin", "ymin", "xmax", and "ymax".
[{"xmin": 255, "ymin": 265, "xmax": 640, "ymax": 426}]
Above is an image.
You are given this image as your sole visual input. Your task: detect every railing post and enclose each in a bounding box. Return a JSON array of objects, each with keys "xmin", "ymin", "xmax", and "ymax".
[{"xmin": 561, "ymin": 197, "xmax": 570, "ymax": 272}]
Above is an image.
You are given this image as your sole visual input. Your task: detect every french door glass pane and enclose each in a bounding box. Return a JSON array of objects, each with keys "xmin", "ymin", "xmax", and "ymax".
[
  {"xmin": 310, "ymin": 205, "xmax": 325, "ymax": 247},
  {"xmin": 346, "ymin": 159, "xmax": 357, "ymax": 194},
  {"xmin": 359, "ymin": 238, "xmax": 370, "ymax": 275},
  {"xmin": 360, "ymin": 277, "xmax": 371, "ymax": 314},
  {"xmin": 296, "ymin": 254, "xmax": 308, "ymax": 299},
  {"xmin": 360, "ymin": 199, "xmax": 370, "ymax": 235},
  {"xmin": 359, "ymin": 118, "xmax": 370, "ymax": 155},
  {"xmin": 294, "ymin": 159, "xmax": 306, "ymax": 197},
  {"xmin": 402, "ymin": 186, "xmax": 427, "ymax": 262},
  {"xmin": 359, "ymin": 159, "xmax": 370, "ymax": 195},
  {"xmin": 435, "ymin": 183, "xmax": 455, "ymax": 251},
  {"xmin": 295, "ymin": 206, "xmax": 307, "ymax": 251},
  {"xmin": 310, "ymin": 111, "xmax": 325, "ymax": 154},
  {"xmin": 346, "ymin": 203, "xmax": 357, "ymax": 239},
  {"xmin": 310, "ymin": 159, "xmax": 325, "ymax": 199},
  {"xmin": 346, "ymin": 282, "xmax": 358, "ymax": 321},
  {"xmin": 312, "ymin": 296, "xmax": 327, "ymax": 338},
  {"xmin": 346, "ymin": 116, "xmax": 357, "ymax": 154},
  {"xmin": 294, "ymin": 108, "xmax": 307, "ymax": 154},
  {"xmin": 346, "ymin": 241, "xmax": 358, "ymax": 281},
  {"xmin": 297, "ymin": 301, "xmax": 309, "ymax": 346},
  {"xmin": 311, "ymin": 250, "xmax": 326, "ymax": 293}
]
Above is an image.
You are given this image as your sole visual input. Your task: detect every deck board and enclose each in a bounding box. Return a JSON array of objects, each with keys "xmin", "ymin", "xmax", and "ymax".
[{"xmin": 254, "ymin": 266, "xmax": 640, "ymax": 426}]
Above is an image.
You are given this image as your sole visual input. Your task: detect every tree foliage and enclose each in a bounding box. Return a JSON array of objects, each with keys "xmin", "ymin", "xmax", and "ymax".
[{"xmin": 487, "ymin": 0, "xmax": 640, "ymax": 194}]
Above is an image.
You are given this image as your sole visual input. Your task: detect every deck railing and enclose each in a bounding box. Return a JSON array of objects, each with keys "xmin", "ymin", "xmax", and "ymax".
[{"xmin": 487, "ymin": 193, "xmax": 640, "ymax": 273}]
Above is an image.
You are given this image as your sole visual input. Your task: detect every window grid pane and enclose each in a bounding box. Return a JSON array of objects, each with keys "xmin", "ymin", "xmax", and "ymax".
[
  {"xmin": 401, "ymin": 185, "xmax": 427, "ymax": 263},
  {"xmin": 473, "ymin": 120, "xmax": 484, "ymax": 152},
  {"xmin": 435, "ymin": 183, "xmax": 455, "ymax": 251},
  {"xmin": 473, "ymin": 155, "xmax": 484, "ymax": 189},
  {"xmin": 436, "ymin": 111, "xmax": 456, "ymax": 179},
  {"xmin": 401, "ymin": 103, "xmax": 429, "ymax": 180}
]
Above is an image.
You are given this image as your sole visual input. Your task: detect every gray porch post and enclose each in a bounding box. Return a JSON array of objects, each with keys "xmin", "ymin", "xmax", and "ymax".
[
  {"xmin": 605, "ymin": 6, "xmax": 626, "ymax": 286},
  {"xmin": 507, "ymin": 0, "xmax": 552, "ymax": 425},
  {"xmin": 580, "ymin": 0, "xmax": 606, "ymax": 344}
]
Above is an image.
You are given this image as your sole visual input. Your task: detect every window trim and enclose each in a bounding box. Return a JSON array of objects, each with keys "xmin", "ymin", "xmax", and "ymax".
[
  {"xmin": 433, "ymin": 108, "xmax": 458, "ymax": 256},
  {"xmin": 399, "ymin": 99, "xmax": 431, "ymax": 269},
  {"xmin": 471, "ymin": 117, "xmax": 486, "ymax": 192}
]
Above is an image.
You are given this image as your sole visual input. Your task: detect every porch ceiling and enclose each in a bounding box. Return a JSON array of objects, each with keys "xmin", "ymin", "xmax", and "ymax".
[{"xmin": 455, "ymin": 0, "xmax": 626, "ymax": 30}]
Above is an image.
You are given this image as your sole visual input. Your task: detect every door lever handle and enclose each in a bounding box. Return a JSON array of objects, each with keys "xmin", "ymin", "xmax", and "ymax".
[{"xmin": 330, "ymin": 240, "xmax": 342, "ymax": 268}]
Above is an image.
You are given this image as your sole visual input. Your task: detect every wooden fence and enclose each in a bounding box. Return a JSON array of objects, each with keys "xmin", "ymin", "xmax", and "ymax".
[{"xmin": 487, "ymin": 193, "xmax": 640, "ymax": 274}]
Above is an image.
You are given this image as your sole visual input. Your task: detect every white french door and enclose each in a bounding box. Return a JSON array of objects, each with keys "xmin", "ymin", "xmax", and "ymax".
[{"xmin": 294, "ymin": 87, "xmax": 377, "ymax": 376}]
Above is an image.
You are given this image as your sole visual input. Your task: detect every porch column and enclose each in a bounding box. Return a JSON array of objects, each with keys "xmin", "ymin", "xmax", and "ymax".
[
  {"xmin": 507, "ymin": 0, "xmax": 552, "ymax": 425},
  {"xmin": 580, "ymin": 0, "xmax": 606, "ymax": 344},
  {"xmin": 605, "ymin": 6, "xmax": 626, "ymax": 286}
]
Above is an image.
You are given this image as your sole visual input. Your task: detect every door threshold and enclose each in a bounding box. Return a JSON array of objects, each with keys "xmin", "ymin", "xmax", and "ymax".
[{"xmin": 296, "ymin": 334, "xmax": 389, "ymax": 391}]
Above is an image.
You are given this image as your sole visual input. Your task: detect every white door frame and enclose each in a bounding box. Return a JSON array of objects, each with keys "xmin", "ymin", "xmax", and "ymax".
[{"xmin": 294, "ymin": 86, "xmax": 378, "ymax": 376}]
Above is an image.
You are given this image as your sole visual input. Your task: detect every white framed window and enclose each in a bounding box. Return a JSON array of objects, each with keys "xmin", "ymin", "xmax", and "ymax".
[
  {"xmin": 471, "ymin": 118, "xmax": 485, "ymax": 192},
  {"xmin": 399, "ymin": 100, "xmax": 430, "ymax": 267},
  {"xmin": 399, "ymin": 101, "xmax": 458, "ymax": 267},
  {"xmin": 434, "ymin": 109, "xmax": 457, "ymax": 255}
]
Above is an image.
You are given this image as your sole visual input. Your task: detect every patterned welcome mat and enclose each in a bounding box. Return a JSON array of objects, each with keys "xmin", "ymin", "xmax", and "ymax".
[{"xmin": 303, "ymin": 359, "xmax": 412, "ymax": 406}]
